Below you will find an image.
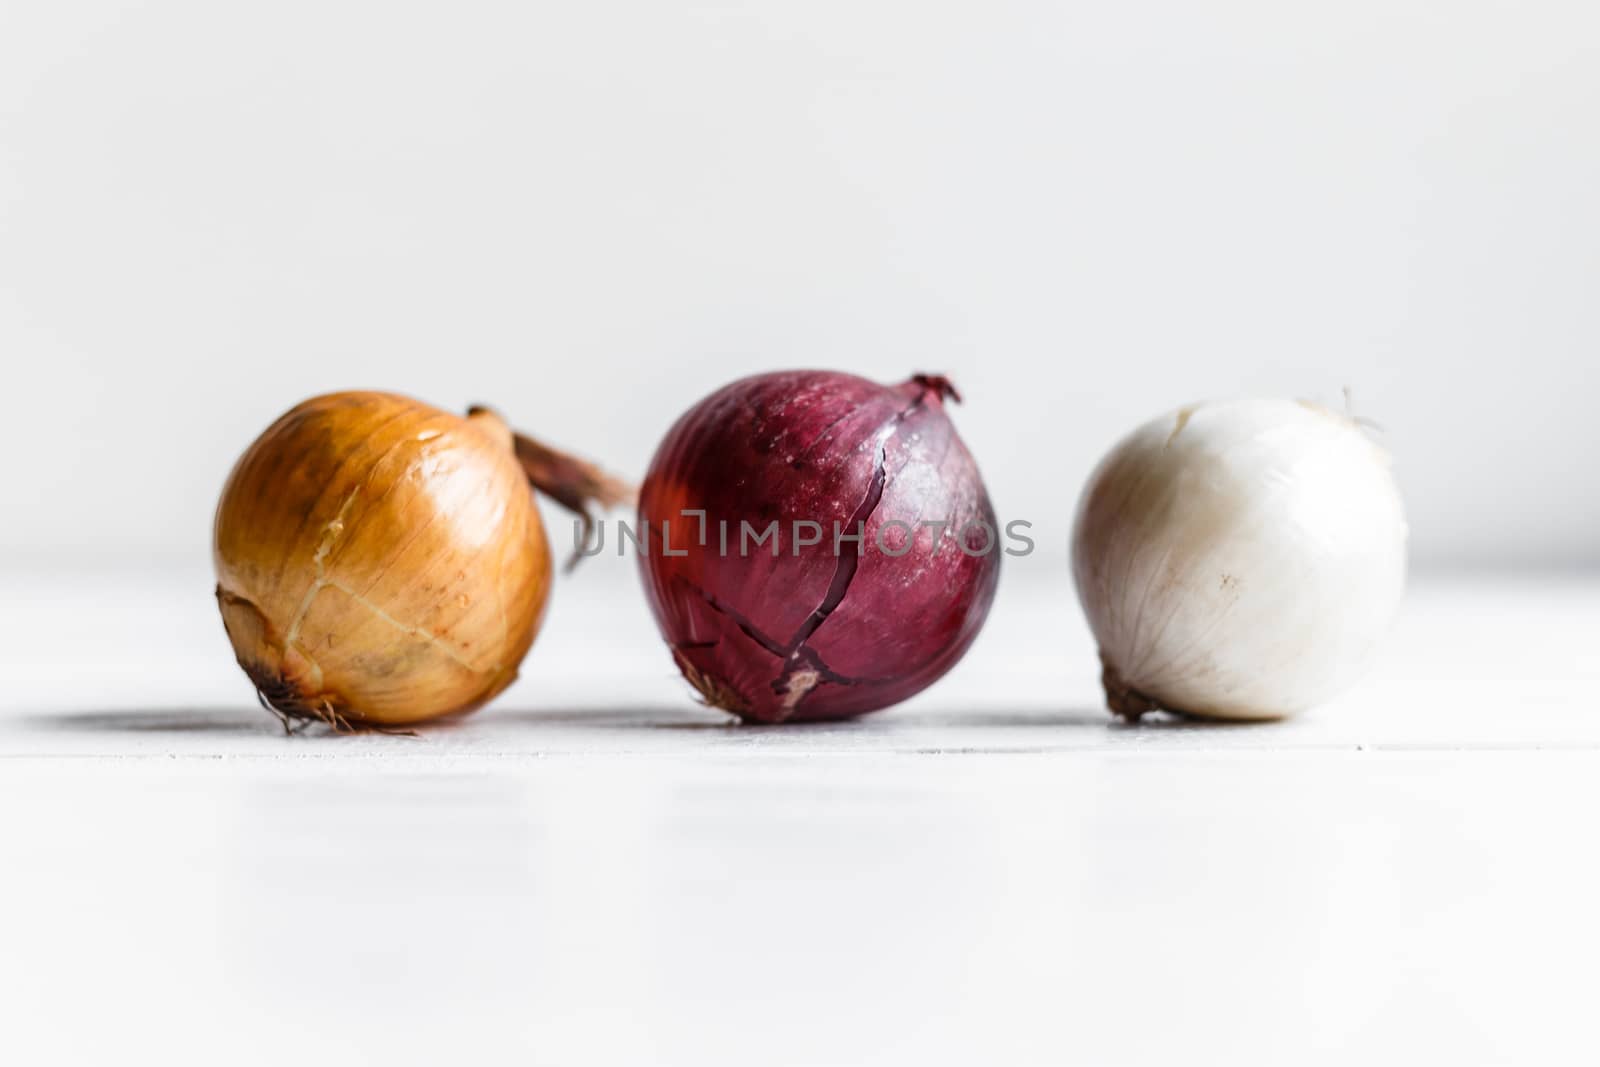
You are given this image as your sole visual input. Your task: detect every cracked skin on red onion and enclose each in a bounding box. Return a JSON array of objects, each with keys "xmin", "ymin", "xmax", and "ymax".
[{"xmin": 637, "ymin": 370, "xmax": 1001, "ymax": 723}]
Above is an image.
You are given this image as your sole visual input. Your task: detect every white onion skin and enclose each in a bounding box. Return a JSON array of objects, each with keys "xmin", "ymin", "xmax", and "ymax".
[{"xmin": 1072, "ymin": 397, "xmax": 1408, "ymax": 720}]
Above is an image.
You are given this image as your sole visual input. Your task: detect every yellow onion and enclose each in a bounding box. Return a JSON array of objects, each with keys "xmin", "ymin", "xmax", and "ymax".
[{"xmin": 214, "ymin": 391, "xmax": 628, "ymax": 730}]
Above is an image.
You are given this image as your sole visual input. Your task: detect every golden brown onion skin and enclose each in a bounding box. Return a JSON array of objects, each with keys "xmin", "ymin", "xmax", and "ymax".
[{"xmin": 214, "ymin": 392, "xmax": 551, "ymax": 727}]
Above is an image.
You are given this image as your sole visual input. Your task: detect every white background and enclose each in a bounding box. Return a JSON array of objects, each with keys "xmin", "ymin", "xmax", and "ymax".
[
  {"xmin": 5, "ymin": 5, "xmax": 1600, "ymax": 1066},
  {"xmin": 3, "ymin": 0, "xmax": 1598, "ymax": 570}
]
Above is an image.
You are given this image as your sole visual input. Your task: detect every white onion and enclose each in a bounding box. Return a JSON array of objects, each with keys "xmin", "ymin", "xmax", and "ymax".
[{"xmin": 1071, "ymin": 397, "xmax": 1407, "ymax": 721}]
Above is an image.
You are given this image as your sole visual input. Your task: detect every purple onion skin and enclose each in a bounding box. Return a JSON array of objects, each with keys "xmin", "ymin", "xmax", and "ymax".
[{"xmin": 637, "ymin": 370, "xmax": 1001, "ymax": 723}]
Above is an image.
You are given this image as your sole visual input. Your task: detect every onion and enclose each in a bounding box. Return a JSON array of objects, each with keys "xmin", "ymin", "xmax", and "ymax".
[
  {"xmin": 214, "ymin": 391, "xmax": 628, "ymax": 730},
  {"xmin": 637, "ymin": 371, "xmax": 1001, "ymax": 723},
  {"xmin": 1072, "ymin": 396, "xmax": 1408, "ymax": 721}
]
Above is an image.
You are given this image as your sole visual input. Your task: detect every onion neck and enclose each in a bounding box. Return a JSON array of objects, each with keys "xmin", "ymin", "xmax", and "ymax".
[
  {"xmin": 908, "ymin": 373, "xmax": 962, "ymax": 405},
  {"xmin": 467, "ymin": 404, "xmax": 634, "ymax": 570},
  {"xmin": 465, "ymin": 406, "xmax": 514, "ymax": 452}
]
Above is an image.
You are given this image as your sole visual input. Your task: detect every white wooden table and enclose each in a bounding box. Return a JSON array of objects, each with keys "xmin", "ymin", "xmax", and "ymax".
[{"xmin": 3, "ymin": 563, "xmax": 1597, "ymax": 1065}]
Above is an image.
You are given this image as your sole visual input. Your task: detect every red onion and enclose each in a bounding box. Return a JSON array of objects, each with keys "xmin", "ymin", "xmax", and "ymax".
[{"xmin": 637, "ymin": 370, "xmax": 1000, "ymax": 723}]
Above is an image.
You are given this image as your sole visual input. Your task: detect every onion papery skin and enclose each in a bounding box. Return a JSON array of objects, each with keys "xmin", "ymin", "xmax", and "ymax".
[
  {"xmin": 1071, "ymin": 397, "xmax": 1408, "ymax": 721},
  {"xmin": 214, "ymin": 392, "xmax": 552, "ymax": 728},
  {"xmin": 638, "ymin": 371, "xmax": 1000, "ymax": 723}
]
